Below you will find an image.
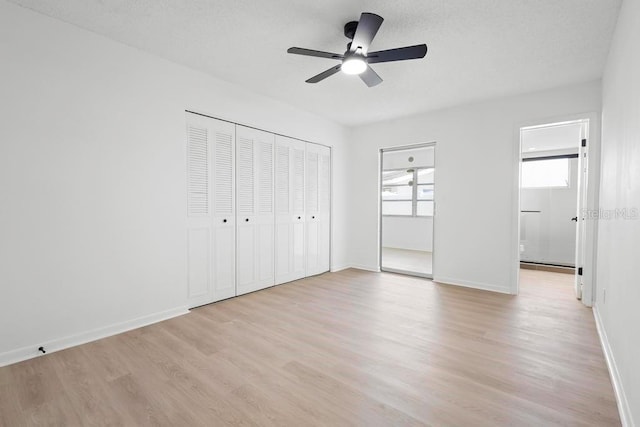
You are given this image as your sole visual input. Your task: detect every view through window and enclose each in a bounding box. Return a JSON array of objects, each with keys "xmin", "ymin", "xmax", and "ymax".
[
  {"xmin": 522, "ymin": 158, "xmax": 570, "ymax": 188},
  {"xmin": 382, "ymin": 168, "xmax": 434, "ymax": 216}
]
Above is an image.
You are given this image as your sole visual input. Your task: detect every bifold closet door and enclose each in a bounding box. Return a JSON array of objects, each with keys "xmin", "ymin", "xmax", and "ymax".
[
  {"xmin": 236, "ymin": 125, "xmax": 275, "ymax": 295},
  {"xmin": 186, "ymin": 113, "xmax": 236, "ymax": 308},
  {"xmin": 275, "ymin": 136, "xmax": 306, "ymax": 285},
  {"xmin": 305, "ymin": 143, "xmax": 331, "ymax": 276}
]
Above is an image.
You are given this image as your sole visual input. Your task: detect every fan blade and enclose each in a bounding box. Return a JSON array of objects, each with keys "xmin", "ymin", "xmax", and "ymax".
[
  {"xmin": 351, "ymin": 13, "xmax": 383, "ymax": 54},
  {"xmin": 287, "ymin": 47, "xmax": 343, "ymax": 60},
  {"xmin": 367, "ymin": 44, "xmax": 428, "ymax": 64},
  {"xmin": 359, "ymin": 65, "xmax": 383, "ymax": 87},
  {"xmin": 306, "ymin": 64, "xmax": 342, "ymax": 83}
]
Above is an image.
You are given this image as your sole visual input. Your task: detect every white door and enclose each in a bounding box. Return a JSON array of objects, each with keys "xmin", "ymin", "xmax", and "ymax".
[
  {"xmin": 575, "ymin": 123, "xmax": 589, "ymax": 300},
  {"xmin": 186, "ymin": 113, "xmax": 236, "ymax": 307},
  {"xmin": 305, "ymin": 143, "xmax": 331, "ymax": 277},
  {"xmin": 236, "ymin": 125, "xmax": 275, "ymax": 295},
  {"xmin": 274, "ymin": 136, "xmax": 306, "ymax": 284}
]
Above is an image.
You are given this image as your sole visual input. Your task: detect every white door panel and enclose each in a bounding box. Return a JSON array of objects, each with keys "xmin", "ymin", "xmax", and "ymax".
[
  {"xmin": 213, "ymin": 219, "xmax": 236, "ymax": 299},
  {"xmin": 306, "ymin": 219, "xmax": 320, "ymax": 274},
  {"xmin": 187, "ymin": 227, "xmax": 210, "ymax": 301},
  {"xmin": 292, "ymin": 220, "xmax": 306, "ymax": 275},
  {"xmin": 186, "ymin": 113, "xmax": 236, "ymax": 307},
  {"xmin": 236, "ymin": 125, "xmax": 275, "ymax": 295},
  {"xmin": 275, "ymin": 136, "xmax": 307, "ymax": 284},
  {"xmin": 236, "ymin": 221, "xmax": 256, "ymax": 293},
  {"xmin": 258, "ymin": 223, "xmax": 274, "ymax": 281},
  {"xmin": 305, "ymin": 143, "xmax": 331, "ymax": 277}
]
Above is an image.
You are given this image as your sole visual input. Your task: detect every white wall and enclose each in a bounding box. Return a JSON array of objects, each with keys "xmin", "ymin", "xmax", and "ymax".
[
  {"xmin": 597, "ymin": 0, "xmax": 640, "ymax": 423},
  {"xmin": 382, "ymin": 216, "xmax": 433, "ymax": 252},
  {"xmin": 520, "ymin": 156, "xmax": 579, "ymax": 266},
  {"xmin": 347, "ymin": 81, "xmax": 601, "ymax": 292},
  {"xmin": 0, "ymin": 1, "xmax": 349, "ymax": 365}
]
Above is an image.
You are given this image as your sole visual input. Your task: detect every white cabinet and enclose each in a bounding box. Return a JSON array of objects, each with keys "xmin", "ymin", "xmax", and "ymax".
[
  {"xmin": 235, "ymin": 125, "xmax": 275, "ymax": 295},
  {"xmin": 274, "ymin": 136, "xmax": 307, "ymax": 285},
  {"xmin": 305, "ymin": 143, "xmax": 331, "ymax": 276},
  {"xmin": 186, "ymin": 114, "xmax": 236, "ymax": 307}
]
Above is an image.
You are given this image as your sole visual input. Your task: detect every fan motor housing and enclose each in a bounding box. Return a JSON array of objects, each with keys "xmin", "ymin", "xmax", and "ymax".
[{"xmin": 344, "ymin": 21, "xmax": 358, "ymax": 39}]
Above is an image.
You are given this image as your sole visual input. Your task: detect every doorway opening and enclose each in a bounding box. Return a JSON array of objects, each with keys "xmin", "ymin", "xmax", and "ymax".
[
  {"xmin": 518, "ymin": 119, "xmax": 589, "ymax": 300},
  {"xmin": 380, "ymin": 143, "xmax": 435, "ymax": 278}
]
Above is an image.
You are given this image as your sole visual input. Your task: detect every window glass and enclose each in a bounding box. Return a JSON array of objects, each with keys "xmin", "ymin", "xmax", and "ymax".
[
  {"xmin": 522, "ymin": 158, "xmax": 570, "ymax": 188},
  {"xmin": 417, "ymin": 184, "xmax": 434, "ymax": 200},
  {"xmin": 382, "ymin": 185, "xmax": 412, "ymax": 201},
  {"xmin": 382, "ymin": 170, "xmax": 413, "ymax": 186},
  {"xmin": 417, "ymin": 168, "xmax": 434, "ymax": 184},
  {"xmin": 382, "ymin": 166, "xmax": 435, "ymax": 216},
  {"xmin": 382, "ymin": 201, "xmax": 412, "ymax": 216}
]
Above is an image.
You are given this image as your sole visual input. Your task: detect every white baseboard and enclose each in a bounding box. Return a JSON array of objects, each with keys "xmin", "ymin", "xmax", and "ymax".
[
  {"xmin": 330, "ymin": 264, "xmax": 351, "ymax": 273},
  {"xmin": 349, "ymin": 264, "xmax": 381, "ymax": 273},
  {"xmin": 433, "ymin": 276, "xmax": 512, "ymax": 294},
  {"xmin": 593, "ymin": 305, "xmax": 634, "ymax": 427},
  {"xmin": 0, "ymin": 306, "xmax": 189, "ymax": 368}
]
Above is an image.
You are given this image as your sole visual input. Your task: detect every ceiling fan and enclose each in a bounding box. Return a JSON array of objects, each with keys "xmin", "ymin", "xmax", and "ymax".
[{"xmin": 287, "ymin": 12, "xmax": 427, "ymax": 87}]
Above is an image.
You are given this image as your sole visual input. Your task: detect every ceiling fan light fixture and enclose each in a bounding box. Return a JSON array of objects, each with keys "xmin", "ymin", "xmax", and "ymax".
[
  {"xmin": 341, "ymin": 56, "xmax": 367, "ymax": 75},
  {"xmin": 287, "ymin": 12, "xmax": 428, "ymax": 86}
]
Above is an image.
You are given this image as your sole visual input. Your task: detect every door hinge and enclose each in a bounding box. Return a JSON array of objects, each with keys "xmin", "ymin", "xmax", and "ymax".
[
  {"xmin": 581, "ymin": 139, "xmax": 587, "ymax": 147},
  {"xmin": 578, "ymin": 267, "xmax": 583, "ymax": 276}
]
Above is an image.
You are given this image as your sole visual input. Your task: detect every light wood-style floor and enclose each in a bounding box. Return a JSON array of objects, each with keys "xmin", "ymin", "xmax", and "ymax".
[{"xmin": 0, "ymin": 269, "xmax": 620, "ymax": 426}]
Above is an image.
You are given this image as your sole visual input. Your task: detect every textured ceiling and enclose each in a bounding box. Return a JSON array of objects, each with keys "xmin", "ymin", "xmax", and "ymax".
[{"xmin": 9, "ymin": 0, "xmax": 621, "ymax": 127}]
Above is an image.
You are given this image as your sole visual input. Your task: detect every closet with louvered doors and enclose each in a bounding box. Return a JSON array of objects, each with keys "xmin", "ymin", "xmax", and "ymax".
[
  {"xmin": 305, "ymin": 143, "xmax": 331, "ymax": 276},
  {"xmin": 235, "ymin": 126, "xmax": 276, "ymax": 296},
  {"xmin": 186, "ymin": 113, "xmax": 236, "ymax": 308},
  {"xmin": 274, "ymin": 136, "xmax": 307, "ymax": 285},
  {"xmin": 186, "ymin": 112, "xmax": 331, "ymax": 308}
]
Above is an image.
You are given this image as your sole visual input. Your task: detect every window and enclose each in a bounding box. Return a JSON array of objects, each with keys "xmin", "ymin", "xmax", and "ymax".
[
  {"xmin": 521, "ymin": 158, "xmax": 570, "ymax": 188},
  {"xmin": 382, "ymin": 168, "xmax": 434, "ymax": 216}
]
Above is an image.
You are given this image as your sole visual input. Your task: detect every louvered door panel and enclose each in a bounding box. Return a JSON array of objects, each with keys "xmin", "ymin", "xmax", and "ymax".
[
  {"xmin": 306, "ymin": 151, "xmax": 319, "ymax": 213},
  {"xmin": 318, "ymin": 147, "xmax": 331, "ymax": 273},
  {"xmin": 320, "ymin": 152, "xmax": 331, "ymax": 213},
  {"xmin": 186, "ymin": 119, "xmax": 211, "ymax": 306},
  {"xmin": 236, "ymin": 137, "xmax": 255, "ymax": 216},
  {"xmin": 211, "ymin": 121, "xmax": 236, "ymax": 301},
  {"xmin": 236, "ymin": 126, "xmax": 274, "ymax": 295},
  {"xmin": 292, "ymin": 148, "xmax": 305, "ymax": 213},
  {"xmin": 213, "ymin": 132, "xmax": 234, "ymax": 216},
  {"xmin": 275, "ymin": 136, "xmax": 306, "ymax": 284},
  {"xmin": 258, "ymin": 141, "xmax": 274, "ymax": 214},
  {"xmin": 256, "ymin": 138, "xmax": 275, "ymax": 285},
  {"xmin": 186, "ymin": 114, "xmax": 236, "ymax": 307},
  {"xmin": 187, "ymin": 126, "xmax": 209, "ymax": 216},
  {"xmin": 305, "ymin": 143, "xmax": 331, "ymax": 277},
  {"xmin": 275, "ymin": 145, "xmax": 289, "ymax": 214}
]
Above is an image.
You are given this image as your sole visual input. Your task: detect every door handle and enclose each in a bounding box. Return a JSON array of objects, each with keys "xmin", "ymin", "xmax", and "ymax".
[{"xmin": 571, "ymin": 217, "xmax": 578, "ymax": 222}]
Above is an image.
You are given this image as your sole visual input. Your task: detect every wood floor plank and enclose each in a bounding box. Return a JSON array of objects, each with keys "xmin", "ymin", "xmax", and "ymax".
[{"xmin": 0, "ymin": 268, "xmax": 621, "ymax": 426}]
